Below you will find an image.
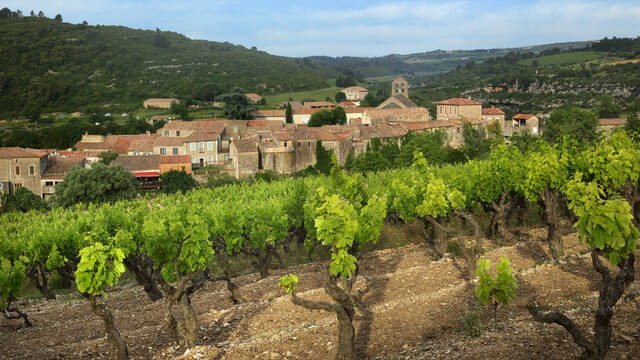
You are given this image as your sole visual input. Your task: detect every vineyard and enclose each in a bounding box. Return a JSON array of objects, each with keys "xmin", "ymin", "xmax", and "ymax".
[{"xmin": 2, "ymin": 131, "xmax": 640, "ymax": 359}]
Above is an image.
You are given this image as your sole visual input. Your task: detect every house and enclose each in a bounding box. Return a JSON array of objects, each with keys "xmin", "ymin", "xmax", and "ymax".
[
  {"xmin": 292, "ymin": 108, "xmax": 321, "ymax": 125},
  {"xmin": 157, "ymin": 120, "xmax": 227, "ymax": 167},
  {"xmin": 507, "ymin": 114, "xmax": 540, "ymax": 135},
  {"xmin": 143, "ymin": 98, "xmax": 179, "ymax": 109},
  {"xmin": 377, "ymin": 78, "xmax": 419, "ymax": 110},
  {"xmin": 341, "ymin": 86, "xmax": 368, "ymax": 103},
  {"xmin": 230, "ymin": 139, "xmax": 259, "ymax": 179},
  {"xmin": 362, "ymin": 107, "xmax": 430, "ymax": 126},
  {"xmin": 598, "ymin": 118, "xmax": 627, "ymax": 133},
  {"xmin": 436, "ymin": 98, "xmax": 483, "ymax": 121},
  {"xmin": 245, "ymin": 93, "xmax": 262, "ymax": 104},
  {"xmin": 0, "ymin": 147, "xmax": 49, "ymax": 197},
  {"xmin": 252, "ymin": 110, "xmax": 286, "ymax": 123},
  {"xmin": 41, "ymin": 155, "xmax": 86, "ymax": 199},
  {"xmin": 481, "ymin": 107, "xmax": 506, "ymax": 126}
]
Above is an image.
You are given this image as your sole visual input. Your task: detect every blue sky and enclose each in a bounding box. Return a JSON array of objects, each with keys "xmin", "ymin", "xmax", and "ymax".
[{"xmin": 5, "ymin": 1, "xmax": 640, "ymax": 57}]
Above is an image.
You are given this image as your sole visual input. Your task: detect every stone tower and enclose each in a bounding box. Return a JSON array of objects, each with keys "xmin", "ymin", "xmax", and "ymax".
[{"xmin": 392, "ymin": 77, "xmax": 409, "ymax": 97}]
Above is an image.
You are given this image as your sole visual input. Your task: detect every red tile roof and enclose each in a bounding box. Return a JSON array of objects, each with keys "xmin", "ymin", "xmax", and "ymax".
[
  {"xmin": 344, "ymin": 86, "xmax": 368, "ymax": 92},
  {"xmin": 160, "ymin": 155, "xmax": 191, "ymax": 164},
  {"xmin": 436, "ymin": 98, "xmax": 482, "ymax": 105},
  {"xmin": 245, "ymin": 93, "xmax": 262, "ymax": 99},
  {"xmin": 513, "ymin": 114, "xmax": 535, "ymax": 120},
  {"xmin": 0, "ymin": 147, "xmax": 48, "ymax": 159},
  {"xmin": 344, "ymin": 107, "xmax": 375, "ymax": 114},
  {"xmin": 252, "ymin": 110, "xmax": 285, "ymax": 117},
  {"xmin": 294, "ymin": 108, "xmax": 323, "ymax": 115},
  {"xmin": 248, "ymin": 120, "xmax": 284, "ymax": 128},
  {"xmin": 42, "ymin": 155, "xmax": 85, "ymax": 180},
  {"xmin": 482, "ymin": 107, "xmax": 505, "ymax": 115}
]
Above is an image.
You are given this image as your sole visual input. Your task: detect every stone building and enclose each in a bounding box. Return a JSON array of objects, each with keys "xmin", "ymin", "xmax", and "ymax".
[
  {"xmin": 252, "ymin": 110, "xmax": 286, "ymax": 123},
  {"xmin": 506, "ymin": 114, "xmax": 539, "ymax": 136},
  {"xmin": 481, "ymin": 107, "xmax": 505, "ymax": 125},
  {"xmin": 0, "ymin": 147, "xmax": 49, "ymax": 196},
  {"xmin": 362, "ymin": 107, "xmax": 430, "ymax": 126},
  {"xmin": 230, "ymin": 139, "xmax": 259, "ymax": 179},
  {"xmin": 341, "ymin": 86, "xmax": 368, "ymax": 103},
  {"xmin": 597, "ymin": 118, "xmax": 627, "ymax": 133},
  {"xmin": 436, "ymin": 98, "xmax": 483, "ymax": 121},
  {"xmin": 245, "ymin": 93, "xmax": 262, "ymax": 104},
  {"xmin": 377, "ymin": 78, "xmax": 419, "ymax": 110}
]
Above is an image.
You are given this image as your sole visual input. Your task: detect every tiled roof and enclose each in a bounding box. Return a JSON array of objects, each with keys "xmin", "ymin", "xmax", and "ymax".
[
  {"xmin": 252, "ymin": 110, "xmax": 285, "ymax": 117},
  {"xmin": 58, "ymin": 150, "xmax": 101, "ymax": 158},
  {"xmin": 599, "ymin": 118, "xmax": 626, "ymax": 126},
  {"xmin": 512, "ymin": 114, "xmax": 535, "ymax": 120},
  {"xmin": 0, "ymin": 147, "xmax": 47, "ymax": 159},
  {"xmin": 145, "ymin": 98, "xmax": 177, "ymax": 102},
  {"xmin": 42, "ymin": 155, "xmax": 85, "ymax": 179},
  {"xmin": 390, "ymin": 94, "xmax": 418, "ymax": 108},
  {"xmin": 247, "ymin": 120, "xmax": 284, "ymax": 128},
  {"xmin": 129, "ymin": 138, "xmax": 156, "ymax": 152},
  {"xmin": 113, "ymin": 155, "xmax": 160, "ymax": 171},
  {"xmin": 232, "ymin": 139, "xmax": 259, "ymax": 153},
  {"xmin": 344, "ymin": 107, "xmax": 375, "ymax": 114},
  {"xmin": 436, "ymin": 98, "xmax": 482, "ymax": 105},
  {"xmin": 245, "ymin": 93, "xmax": 262, "ymax": 99},
  {"xmin": 304, "ymin": 101, "xmax": 334, "ymax": 107},
  {"xmin": 482, "ymin": 107, "xmax": 505, "ymax": 115},
  {"xmin": 104, "ymin": 134, "xmax": 157, "ymax": 155},
  {"xmin": 294, "ymin": 108, "xmax": 323, "ymax": 115},
  {"xmin": 160, "ymin": 155, "xmax": 191, "ymax": 164},
  {"xmin": 73, "ymin": 142, "xmax": 109, "ymax": 150},
  {"xmin": 344, "ymin": 86, "xmax": 368, "ymax": 92},
  {"xmin": 153, "ymin": 137, "xmax": 185, "ymax": 147},
  {"xmin": 185, "ymin": 131, "xmax": 222, "ymax": 142},
  {"xmin": 161, "ymin": 119, "xmax": 226, "ymax": 132}
]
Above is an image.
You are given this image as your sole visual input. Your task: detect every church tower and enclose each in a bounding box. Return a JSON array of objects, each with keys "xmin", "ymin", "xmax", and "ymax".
[{"xmin": 392, "ymin": 77, "xmax": 409, "ymax": 98}]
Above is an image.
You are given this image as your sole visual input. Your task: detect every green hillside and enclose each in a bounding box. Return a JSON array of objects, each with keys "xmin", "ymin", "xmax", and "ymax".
[{"xmin": 0, "ymin": 16, "xmax": 328, "ymax": 118}]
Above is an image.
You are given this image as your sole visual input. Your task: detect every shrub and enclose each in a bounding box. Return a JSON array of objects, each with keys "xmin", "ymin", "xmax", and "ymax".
[{"xmin": 476, "ymin": 257, "xmax": 517, "ymax": 313}]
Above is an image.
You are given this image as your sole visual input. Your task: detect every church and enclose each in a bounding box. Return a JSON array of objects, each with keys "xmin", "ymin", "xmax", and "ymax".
[{"xmin": 376, "ymin": 77, "xmax": 419, "ymax": 109}]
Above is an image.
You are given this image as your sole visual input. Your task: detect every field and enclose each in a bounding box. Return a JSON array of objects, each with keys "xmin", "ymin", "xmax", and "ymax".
[
  {"xmin": 264, "ymin": 86, "xmax": 342, "ymax": 106},
  {"xmin": 518, "ymin": 51, "xmax": 603, "ymax": 66},
  {"xmin": 2, "ymin": 225, "xmax": 639, "ymax": 360}
]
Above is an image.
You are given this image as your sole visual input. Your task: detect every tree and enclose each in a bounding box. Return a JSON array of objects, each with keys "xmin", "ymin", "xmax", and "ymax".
[
  {"xmin": 542, "ymin": 106, "xmax": 598, "ymax": 144},
  {"xmin": 219, "ymin": 88, "xmax": 256, "ymax": 120},
  {"xmin": 593, "ymin": 94, "xmax": 621, "ymax": 118},
  {"xmin": 314, "ymin": 142, "xmax": 333, "ymax": 174},
  {"xmin": 37, "ymin": 11, "xmax": 44, "ymax": 18},
  {"xmin": 51, "ymin": 163, "xmax": 139, "ymax": 207},
  {"xmin": 335, "ymin": 91, "xmax": 346, "ymax": 103},
  {"xmin": 624, "ymin": 102, "xmax": 640, "ymax": 135},
  {"xmin": 160, "ymin": 170, "xmax": 197, "ymax": 194},
  {"xmin": 170, "ymin": 102, "xmax": 190, "ymax": 120},
  {"xmin": 308, "ymin": 109, "xmax": 334, "ymax": 127},
  {"xmin": 285, "ymin": 102, "xmax": 293, "ymax": 124},
  {"xmin": 30, "ymin": 10, "xmax": 35, "ymax": 17},
  {"xmin": 99, "ymin": 152, "xmax": 118, "ymax": 165},
  {"xmin": 333, "ymin": 106, "xmax": 347, "ymax": 125},
  {"xmin": 0, "ymin": 187, "xmax": 46, "ymax": 213},
  {"xmin": 152, "ymin": 29, "xmax": 170, "ymax": 48},
  {"xmin": 54, "ymin": 14, "xmax": 62, "ymax": 22},
  {"xmin": 461, "ymin": 123, "xmax": 490, "ymax": 159},
  {"xmin": 0, "ymin": 8, "xmax": 12, "ymax": 19}
]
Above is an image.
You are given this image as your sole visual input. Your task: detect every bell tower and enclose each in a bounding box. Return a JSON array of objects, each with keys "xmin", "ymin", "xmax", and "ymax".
[{"xmin": 392, "ymin": 77, "xmax": 409, "ymax": 97}]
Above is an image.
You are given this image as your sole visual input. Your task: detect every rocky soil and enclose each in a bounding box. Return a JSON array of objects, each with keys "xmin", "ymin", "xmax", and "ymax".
[{"xmin": 1, "ymin": 228, "xmax": 639, "ymax": 360}]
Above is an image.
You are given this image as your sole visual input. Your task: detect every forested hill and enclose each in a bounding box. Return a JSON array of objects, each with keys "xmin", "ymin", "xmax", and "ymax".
[{"xmin": 0, "ymin": 16, "xmax": 328, "ymax": 117}]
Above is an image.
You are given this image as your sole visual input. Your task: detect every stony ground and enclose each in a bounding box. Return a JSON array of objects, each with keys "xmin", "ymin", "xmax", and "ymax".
[{"xmin": 1, "ymin": 228, "xmax": 639, "ymax": 360}]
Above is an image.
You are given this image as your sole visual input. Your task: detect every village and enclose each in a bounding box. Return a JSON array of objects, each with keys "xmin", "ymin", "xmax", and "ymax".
[{"xmin": 0, "ymin": 77, "xmax": 626, "ymax": 198}]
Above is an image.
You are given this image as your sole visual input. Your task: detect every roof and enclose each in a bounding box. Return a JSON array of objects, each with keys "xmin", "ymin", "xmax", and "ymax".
[
  {"xmin": 0, "ymin": 147, "xmax": 48, "ymax": 159},
  {"xmin": 73, "ymin": 141, "xmax": 109, "ymax": 150},
  {"xmin": 42, "ymin": 155, "xmax": 85, "ymax": 179},
  {"xmin": 144, "ymin": 98, "xmax": 178, "ymax": 103},
  {"xmin": 344, "ymin": 107, "xmax": 375, "ymax": 114},
  {"xmin": 113, "ymin": 155, "xmax": 160, "ymax": 171},
  {"xmin": 185, "ymin": 131, "xmax": 223, "ymax": 142},
  {"xmin": 482, "ymin": 107, "xmax": 505, "ymax": 115},
  {"xmin": 252, "ymin": 110, "xmax": 285, "ymax": 117},
  {"xmin": 232, "ymin": 139, "xmax": 259, "ymax": 153},
  {"xmin": 513, "ymin": 114, "xmax": 536, "ymax": 120},
  {"xmin": 436, "ymin": 98, "xmax": 482, "ymax": 105},
  {"xmin": 129, "ymin": 138, "xmax": 157, "ymax": 152},
  {"xmin": 599, "ymin": 118, "xmax": 626, "ymax": 126},
  {"xmin": 57, "ymin": 150, "xmax": 101, "ymax": 158},
  {"xmin": 304, "ymin": 101, "xmax": 334, "ymax": 107},
  {"xmin": 294, "ymin": 108, "xmax": 323, "ymax": 115},
  {"xmin": 160, "ymin": 119, "xmax": 226, "ymax": 132},
  {"xmin": 160, "ymin": 155, "xmax": 191, "ymax": 164},
  {"xmin": 382, "ymin": 94, "xmax": 418, "ymax": 109},
  {"xmin": 105, "ymin": 134, "xmax": 157, "ymax": 154},
  {"xmin": 247, "ymin": 120, "xmax": 284, "ymax": 128},
  {"xmin": 245, "ymin": 93, "xmax": 262, "ymax": 99},
  {"xmin": 153, "ymin": 137, "xmax": 185, "ymax": 147}
]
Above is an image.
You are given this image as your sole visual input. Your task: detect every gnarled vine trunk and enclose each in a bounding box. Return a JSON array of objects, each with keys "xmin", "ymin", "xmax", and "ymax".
[
  {"xmin": 492, "ymin": 192, "xmax": 515, "ymax": 244},
  {"xmin": 88, "ymin": 295, "xmax": 129, "ymax": 360},
  {"xmin": 124, "ymin": 255, "xmax": 163, "ymax": 302},
  {"xmin": 163, "ymin": 277, "xmax": 200, "ymax": 349},
  {"xmin": 538, "ymin": 189, "xmax": 564, "ymax": 259},
  {"xmin": 453, "ymin": 210, "xmax": 483, "ymax": 279},
  {"xmin": 527, "ymin": 251, "xmax": 635, "ymax": 360},
  {"xmin": 27, "ymin": 261, "xmax": 55, "ymax": 300},
  {"xmin": 291, "ymin": 269, "xmax": 359, "ymax": 360},
  {"xmin": 1, "ymin": 298, "xmax": 32, "ymax": 327}
]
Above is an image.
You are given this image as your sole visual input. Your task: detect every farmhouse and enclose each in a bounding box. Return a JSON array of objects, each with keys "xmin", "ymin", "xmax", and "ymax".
[
  {"xmin": 245, "ymin": 93, "xmax": 262, "ymax": 104},
  {"xmin": 436, "ymin": 98, "xmax": 483, "ymax": 121},
  {"xmin": 143, "ymin": 98, "xmax": 179, "ymax": 109}
]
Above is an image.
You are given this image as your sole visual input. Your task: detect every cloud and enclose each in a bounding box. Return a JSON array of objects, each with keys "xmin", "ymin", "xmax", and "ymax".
[{"xmin": 308, "ymin": 1, "xmax": 467, "ymax": 22}]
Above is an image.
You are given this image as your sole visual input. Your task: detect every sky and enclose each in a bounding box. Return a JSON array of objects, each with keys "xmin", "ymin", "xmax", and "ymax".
[{"xmin": 5, "ymin": 1, "xmax": 640, "ymax": 57}]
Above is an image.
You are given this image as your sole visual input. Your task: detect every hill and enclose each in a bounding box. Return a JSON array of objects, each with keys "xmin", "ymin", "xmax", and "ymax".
[
  {"xmin": 304, "ymin": 41, "xmax": 593, "ymax": 79},
  {"xmin": 0, "ymin": 16, "xmax": 328, "ymax": 118}
]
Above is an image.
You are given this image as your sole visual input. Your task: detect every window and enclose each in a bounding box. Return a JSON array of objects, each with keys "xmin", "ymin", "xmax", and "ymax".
[
  {"xmin": 0, "ymin": 183, "xmax": 3, "ymax": 190},
  {"xmin": 190, "ymin": 143, "xmax": 196, "ymax": 151},
  {"xmin": 224, "ymin": 154, "xmax": 229, "ymax": 161},
  {"xmin": 15, "ymin": 165, "xmax": 20, "ymax": 176},
  {"xmin": 29, "ymin": 165, "xmax": 35, "ymax": 176},
  {"xmin": 45, "ymin": 181, "xmax": 54, "ymax": 187},
  {"xmin": 172, "ymin": 147, "xmax": 179, "ymax": 155},
  {"xmin": 14, "ymin": 183, "xmax": 22, "ymax": 188},
  {"xmin": 164, "ymin": 131, "xmax": 169, "ymax": 136},
  {"xmin": 309, "ymin": 141, "xmax": 311, "ymax": 147},
  {"xmin": 199, "ymin": 142, "xmax": 205, "ymax": 153},
  {"xmin": 176, "ymin": 131, "xmax": 181, "ymax": 137},
  {"xmin": 283, "ymin": 142, "xmax": 287, "ymax": 148},
  {"xmin": 160, "ymin": 148, "xmax": 166, "ymax": 155},
  {"xmin": 191, "ymin": 156, "xmax": 196, "ymax": 163},
  {"xmin": 207, "ymin": 156, "xmax": 213, "ymax": 164},
  {"xmin": 207, "ymin": 141, "xmax": 213, "ymax": 151}
]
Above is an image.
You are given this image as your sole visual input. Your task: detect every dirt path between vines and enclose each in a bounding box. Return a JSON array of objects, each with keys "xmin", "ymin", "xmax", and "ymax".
[{"xmin": 1, "ymin": 229, "xmax": 639, "ymax": 359}]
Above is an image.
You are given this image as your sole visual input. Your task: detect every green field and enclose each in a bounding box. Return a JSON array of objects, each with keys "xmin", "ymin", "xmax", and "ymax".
[
  {"xmin": 519, "ymin": 51, "xmax": 603, "ymax": 66},
  {"xmin": 264, "ymin": 86, "xmax": 342, "ymax": 106}
]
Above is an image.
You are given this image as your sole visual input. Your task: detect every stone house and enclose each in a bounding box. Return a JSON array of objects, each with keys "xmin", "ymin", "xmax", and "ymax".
[
  {"xmin": 160, "ymin": 155, "xmax": 192, "ymax": 174},
  {"xmin": 143, "ymin": 98, "xmax": 179, "ymax": 109},
  {"xmin": 230, "ymin": 139, "xmax": 259, "ymax": 179},
  {"xmin": 481, "ymin": 107, "xmax": 505, "ymax": 126},
  {"xmin": 507, "ymin": 114, "xmax": 539, "ymax": 135},
  {"xmin": 246, "ymin": 93, "xmax": 262, "ymax": 104},
  {"xmin": 151, "ymin": 137, "xmax": 186, "ymax": 156},
  {"xmin": 436, "ymin": 98, "xmax": 483, "ymax": 121},
  {"xmin": 252, "ymin": 110, "xmax": 286, "ymax": 123},
  {"xmin": 341, "ymin": 86, "xmax": 368, "ymax": 103},
  {"xmin": 157, "ymin": 120, "xmax": 227, "ymax": 167},
  {"xmin": 41, "ymin": 155, "xmax": 86, "ymax": 199},
  {"xmin": 0, "ymin": 147, "xmax": 49, "ymax": 197},
  {"xmin": 597, "ymin": 118, "xmax": 627, "ymax": 133},
  {"xmin": 362, "ymin": 107, "xmax": 430, "ymax": 126}
]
